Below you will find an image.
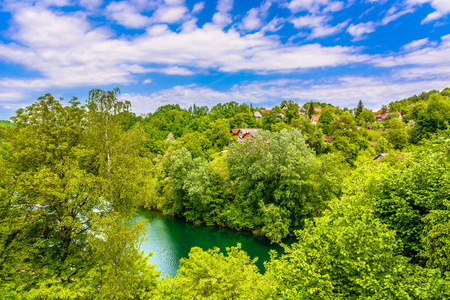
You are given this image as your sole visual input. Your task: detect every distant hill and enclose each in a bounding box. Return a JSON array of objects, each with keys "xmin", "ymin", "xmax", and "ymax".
[{"xmin": 0, "ymin": 120, "xmax": 12, "ymax": 126}]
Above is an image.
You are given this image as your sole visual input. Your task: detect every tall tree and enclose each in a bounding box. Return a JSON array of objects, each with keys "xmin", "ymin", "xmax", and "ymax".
[
  {"xmin": 307, "ymin": 101, "xmax": 314, "ymax": 117},
  {"xmin": 1, "ymin": 94, "xmax": 99, "ymax": 293},
  {"xmin": 85, "ymin": 88, "xmax": 148, "ymax": 214},
  {"xmin": 355, "ymin": 100, "xmax": 364, "ymax": 119}
]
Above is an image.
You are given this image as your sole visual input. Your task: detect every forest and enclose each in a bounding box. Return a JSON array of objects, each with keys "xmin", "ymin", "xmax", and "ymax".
[{"xmin": 1, "ymin": 87, "xmax": 450, "ymax": 299}]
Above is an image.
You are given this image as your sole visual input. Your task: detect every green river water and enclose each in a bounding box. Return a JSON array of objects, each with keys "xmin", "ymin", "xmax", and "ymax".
[{"xmin": 136, "ymin": 209, "xmax": 292, "ymax": 277}]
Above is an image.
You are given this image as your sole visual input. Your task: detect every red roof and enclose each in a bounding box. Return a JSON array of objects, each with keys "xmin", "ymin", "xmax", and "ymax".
[
  {"xmin": 375, "ymin": 112, "xmax": 389, "ymax": 119},
  {"xmin": 260, "ymin": 109, "xmax": 271, "ymax": 114},
  {"xmin": 311, "ymin": 115, "xmax": 320, "ymax": 122},
  {"xmin": 374, "ymin": 109, "xmax": 389, "ymax": 115},
  {"xmin": 322, "ymin": 134, "xmax": 332, "ymax": 142},
  {"xmin": 231, "ymin": 129, "xmax": 240, "ymax": 135}
]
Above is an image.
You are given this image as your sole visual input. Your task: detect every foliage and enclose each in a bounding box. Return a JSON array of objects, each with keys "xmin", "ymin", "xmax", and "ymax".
[
  {"xmin": 0, "ymin": 90, "xmax": 159, "ymax": 298},
  {"xmin": 226, "ymin": 129, "xmax": 342, "ymax": 240},
  {"xmin": 265, "ymin": 194, "xmax": 450, "ymax": 299},
  {"xmin": 155, "ymin": 244, "xmax": 272, "ymax": 299}
]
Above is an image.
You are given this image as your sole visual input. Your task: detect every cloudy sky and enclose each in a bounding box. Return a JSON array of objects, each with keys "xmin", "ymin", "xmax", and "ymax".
[{"xmin": 0, "ymin": 0, "xmax": 449, "ymax": 119}]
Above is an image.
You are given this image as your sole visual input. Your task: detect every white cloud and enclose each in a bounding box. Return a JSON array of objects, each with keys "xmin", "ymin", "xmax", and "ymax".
[
  {"xmin": 291, "ymin": 15, "xmax": 326, "ymax": 29},
  {"xmin": 156, "ymin": 66, "xmax": 194, "ymax": 75},
  {"xmin": 260, "ymin": 17, "xmax": 285, "ymax": 33},
  {"xmin": 192, "ymin": 2, "xmax": 204, "ymax": 14},
  {"xmin": 381, "ymin": 6, "xmax": 414, "ymax": 25},
  {"xmin": 242, "ymin": 8, "xmax": 262, "ymax": 31},
  {"xmin": 105, "ymin": 1, "xmax": 151, "ymax": 28},
  {"xmin": 291, "ymin": 14, "xmax": 348, "ymax": 39},
  {"xmin": 347, "ymin": 22, "xmax": 375, "ymax": 40},
  {"xmin": 212, "ymin": 0, "xmax": 234, "ymax": 27},
  {"xmin": 323, "ymin": 1, "xmax": 344, "ymax": 12},
  {"xmin": 421, "ymin": 11, "xmax": 442, "ymax": 24},
  {"xmin": 143, "ymin": 79, "xmax": 153, "ymax": 84},
  {"xmin": 79, "ymin": 0, "xmax": 103, "ymax": 10},
  {"xmin": 401, "ymin": 38, "xmax": 430, "ymax": 51},
  {"xmin": 408, "ymin": 0, "xmax": 450, "ymax": 23},
  {"xmin": 375, "ymin": 34, "xmax": 450, "ymax": 67},
  {"xmin": 151, "ymin": 5, "xmax": 188, "ymax": 23},
  {"xmin": 0, "ymin": 3, "xmax": 368, "ymax": 95},
  {"xmin": 240, "ymin": 1, "xmax": 273, "ymax": 32},
  {"xmin": 287, "ymin": 0, "xmax": 329, "ymax": 13}
]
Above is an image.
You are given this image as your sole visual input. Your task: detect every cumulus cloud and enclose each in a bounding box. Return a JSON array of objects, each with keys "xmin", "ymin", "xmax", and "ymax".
[
  {"xmin": 240, "ymin": 1, "xmax": 273, "ymax": 32},
  {"xmin": 151, "ymin": 3, "xmax": 188, "ymax": 24},
  {"xmin": 407, "ymin": 0, "xmax": 450, "ymax": 23},
  {"xmin": 347, "ymin": 22, "xmax": 375, "ymax": 40},
  {"xmin": 402, "ymin": 38, "xmax": 431, "ymax": 51},
  {"xmin": 0, "ymin": 3, "xmax": 369, "ymax": 95},
  {"xmin": 287, "ymin": 0, "xmax": 329, "ymax": 13},
  {"xmin": 212, "ymin": 0, "xmax": 234, "ymax": 27},
  {"xmin": 381, "ymin": 6, "xmax": 414, "ymax": 25},
  {"xmin": 421, "ymin": 11, "xmax": 442, "ymax": 24},
  {"xmin": 291, "ymin": 14, "xmax": 348, "ymax": 39},
  {"xmin": 105, "ymin": 1, "xmax": 151, "ymax": 28},
  {"xmin": 192, "ymin": 2, "xmax": 204, "ymax": 14},
  {"xmin": 375, "ymin": 34, "xmax": 450, "ymax": 67}
]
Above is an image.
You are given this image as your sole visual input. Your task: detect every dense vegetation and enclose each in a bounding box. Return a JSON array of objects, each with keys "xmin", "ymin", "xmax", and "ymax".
[{"xmin": 1, "ymin": 87, "xmax": 450, "ymax": 298}]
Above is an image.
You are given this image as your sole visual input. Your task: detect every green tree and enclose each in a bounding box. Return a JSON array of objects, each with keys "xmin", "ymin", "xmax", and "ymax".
[
  {"xmin": 265, "ymin": 196, "xmax": 449, "ymax": 299},
  {"xmin": 356, "ymin": 108, "xmax": 375, "ymax": 125},
  {"xmin": 156, "ymin": 244, "xmax": 272, "ymax": 299},
  {"xmin": 386, "ymin": 118, "xmax": 408, "ymax": 149},
  {"xmin": 355, "ymin": 100, "xmax": 364, "ymax": 119},
  {"xmin": 87, "ymin": 214, "xmax": 160, "ymax": 299},
  {"xmin": 372, "ymin": 135, "xmax": 450, "ymax": 264},
  {"xmin": 226, "ymin": 129, "xmax": 342, "ymax": 239},
  {"xmin": 307, "ymin": 101, "xmax": 314, "ymax": 117},
  {"xmin": 318, "ymin": 111, "xmax": 334, "ymax": 135},
  {"xmin": 85, "ymin": 88, "xmax": 149, "ymax": 215},
  {"xmin": 281, "ymin": 100, "xmax": 300, "ymax": 124}
]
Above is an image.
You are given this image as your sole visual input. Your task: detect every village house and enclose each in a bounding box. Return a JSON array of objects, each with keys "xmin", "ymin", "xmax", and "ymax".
[
  {"xmin": 375, "ymin": 110, "xmax": 402, "ymax": 122},
  {"xmin": 253, "ymin": 111, "xmax": 262, "ymax": 120},
  {"xmin": 231, "ymin": 128, "xmax": 261, "ymax": 142},
  {"xmin": 323, "ymin": 134, "xmax": 332, "ymax": 143},
  {"xmin": 310, "ymin": 115, "xmax": 320, "ymax": 124},
  {"xmin": 299, "ymin": 106, "xmax": 306, "ymax": 115}
]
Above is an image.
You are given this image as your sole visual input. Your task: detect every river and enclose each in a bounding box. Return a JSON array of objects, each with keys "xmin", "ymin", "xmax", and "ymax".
[{"xmin": 136, "ymin": 209, "xmax": 293, "ymax": 277}]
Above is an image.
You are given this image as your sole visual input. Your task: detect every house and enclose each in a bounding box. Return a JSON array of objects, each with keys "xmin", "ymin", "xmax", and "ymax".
[
  {"xmin": 259, "ymin": 109, "xmax": 283, "ymax": 119},
  {"xmin": 375, "ymin": 112, "xmax": 390, "ymax": 121},
  {"xmin": 231, "ymin": 129, "xmax": 241, "ymax": 136},
  {"xmin": 254, "ymin": 111, "xmax": 262, "ymax": 120},
  {"xmin": 374, "ymin": 109, "xmax": 388, "ymax": 115},
  {"xmin": 281, "ymin": 104, "xmax": 288, "ymax": 110},
  {"xmin": 322, "ymin": 134, "xmax": 332, "ymax": 143},
  {"xmin": 231, "ymin": 128, "xmax": 261, "ymax": 142},
  {"xmin": 310, "ymin": 115, "xmax": 320, "ymax": 124},
  {"xmin": 314, "ymin": 107, "xmax": 322, "ymax": 114},
  {"xmin": 375, "ymin": 111, "xmax": 402, "ymax": 122},
  {"xmin": 373, "ymin": 153, "xmax": 388, "ymax": 160},
  {"xmin": 299, "ymin": 106, "xmax": 306, "ymax": 115}
]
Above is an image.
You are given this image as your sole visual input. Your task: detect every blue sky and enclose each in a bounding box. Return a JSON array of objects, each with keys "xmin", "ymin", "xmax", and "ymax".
[{"xmin": 0, "ymin": 0, "xmax": 449, "ymax": 119}]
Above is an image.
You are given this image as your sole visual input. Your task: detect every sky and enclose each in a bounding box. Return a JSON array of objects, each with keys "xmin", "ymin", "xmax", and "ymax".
[{"xmin": 0, "ymin": 0, "xmax": 449, "ymax": 119}]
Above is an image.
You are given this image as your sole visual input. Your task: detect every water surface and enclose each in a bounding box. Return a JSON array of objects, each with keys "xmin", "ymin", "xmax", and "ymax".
[{"xmin": 136, "ymin": 209, "xmax": 292, "ymax": 277}]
